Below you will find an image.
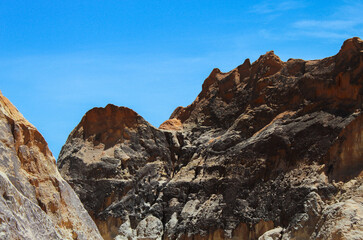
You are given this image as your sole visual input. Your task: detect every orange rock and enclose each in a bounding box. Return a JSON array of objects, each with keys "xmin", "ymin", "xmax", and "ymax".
[{"xmin": 159, "ymin": 118, "xmax": 183, "ymax": 131}]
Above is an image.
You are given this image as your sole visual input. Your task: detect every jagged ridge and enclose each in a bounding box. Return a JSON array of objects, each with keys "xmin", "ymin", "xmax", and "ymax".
[{"xmin": 58, "ymin": 37, "xmax": 363, "ymax": 240}]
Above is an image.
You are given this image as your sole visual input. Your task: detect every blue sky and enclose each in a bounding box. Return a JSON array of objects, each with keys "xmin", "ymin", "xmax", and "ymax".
[{"xmin": 1, "ymin": 0, "xmax": 362, "ymax": 158}]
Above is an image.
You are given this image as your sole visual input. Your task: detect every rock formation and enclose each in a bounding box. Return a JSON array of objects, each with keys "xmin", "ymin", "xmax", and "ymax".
[
  {"xmin": 0, "ymin": 91, "xmax": 103, "ymax": 239},
  {"xmin": 58, "ymin": 37, "xmax": 363, "ymax": 240}
]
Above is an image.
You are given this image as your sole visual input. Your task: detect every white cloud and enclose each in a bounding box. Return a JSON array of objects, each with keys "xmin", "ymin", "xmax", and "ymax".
[
  {"xmin": 335, "ymin": 1, "xmax": 363, "ymax": 21},
  {"xmin": 289, "ymin": 30, "xmax": 351, "ymax": 39},
  {"xmin": 250, "ymin": 1, "xmax": 362, "ymax": 41},
  {"xmin": 293, "ymin": 20, "xmax": 359, "ymax": 30},
  {"xmin": 286, "ymin": 1, "xmax": 363, "ymax": 40},
  {"xmin": 250, "ymin": 0, "xmax": 304, "ymax": 14}
]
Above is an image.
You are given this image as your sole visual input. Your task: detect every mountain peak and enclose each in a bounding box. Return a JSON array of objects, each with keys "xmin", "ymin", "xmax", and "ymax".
[
  {"xmin": 70, "ymin": 104, "xmax": 144, "ymax": 148},
  {"xmin": 339, "ymin": 37, "xmax": 363, "ymax": 53},
  {"xmin": 57, "ymin": 38, "xmax": 363, "ymax": 240}
]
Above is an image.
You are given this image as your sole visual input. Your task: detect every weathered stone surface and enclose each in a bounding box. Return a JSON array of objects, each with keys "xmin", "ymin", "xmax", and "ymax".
[
  {"xmin": 159, "ymin": 119, "xmax": 183, "ymax": 131},
  {"xmin": 58, "ymin": 37, "xmax": 363, "ymax": 239},
  {"xmin": 115, "ymin": 214, "xmax": 163, "ymax": 240},
  {"xmin": 258, "ymin": 227, "xmax": 283, "ymax": 240},
  {"xmin": 280, "ymin": 178, "xmax": 363, "ymax": 240},
  {"xmin": 0, "ymin": 91, "xmax": 102, "ymax": 239},
  {"xmin": 58, "ymin": 104, "xmax": 173, "ymax": 239}
]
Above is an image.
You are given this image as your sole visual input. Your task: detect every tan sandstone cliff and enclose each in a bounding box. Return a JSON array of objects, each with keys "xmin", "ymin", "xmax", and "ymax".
[{"xmin": 0, "ymin": 91, "xmax": 103, "ymax": 239}]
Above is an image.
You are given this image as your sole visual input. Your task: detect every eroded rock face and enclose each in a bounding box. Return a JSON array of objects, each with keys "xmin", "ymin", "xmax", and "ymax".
[
  {"xmin": 0, "ymin": 91, "xmax": 102, "ymax": 240},
  {"xmin": 58, "ymin": 37, "xmax": 363, "ymax": 240},
  {"xmin": 58, "ymin": 104, "xmax": 174, "ymax": 239}
]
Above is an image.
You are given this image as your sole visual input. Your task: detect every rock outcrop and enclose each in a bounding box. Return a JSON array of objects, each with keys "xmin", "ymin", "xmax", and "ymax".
[
  {"xmin": 58, "ymin": 37, "xmax": 363, "ymax": 240},
  {"xmin": 58, "ymin": 104, "xmax": 173, "ymax": 239},
  {"xmin": 0, "ymin": 91, "xmax": 103, "ymax": 239}
]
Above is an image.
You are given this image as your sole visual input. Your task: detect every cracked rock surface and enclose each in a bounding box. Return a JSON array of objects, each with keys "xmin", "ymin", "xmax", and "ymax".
[
  {"xmin": 0, "ymin": 91, "xmax": 103, "ymax": 239},
  {"xmin": 58, "ymin": 37, "xmax": 363, "ymax": 240}
]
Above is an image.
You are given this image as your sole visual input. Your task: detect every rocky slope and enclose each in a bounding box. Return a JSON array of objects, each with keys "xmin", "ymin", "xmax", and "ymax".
[
  {"xmin": 58, "ymin": 37, "xmax": 363, "ymax": 240},
  {"xmin": 0, "ymin": 91, "xmax": 103, "ymax": 239}
]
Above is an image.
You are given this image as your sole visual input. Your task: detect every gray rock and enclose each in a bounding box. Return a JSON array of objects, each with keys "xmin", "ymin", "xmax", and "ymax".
[{"xmin": 58, "ymin": 37, "xmax": 363, "ymax": 240}]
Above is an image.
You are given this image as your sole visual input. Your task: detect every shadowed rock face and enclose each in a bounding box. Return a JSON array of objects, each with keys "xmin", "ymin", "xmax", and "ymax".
[
  {"xmin": 58, "ymin": 104, "xmax": 174, "ymax": 239},
  {"xmin": 0, "ymin": 91, "xmax": 102, "ymax": 240},
  {"xmin": 58, "ymin": 37, "xmax": 363, "ymax": 240}
]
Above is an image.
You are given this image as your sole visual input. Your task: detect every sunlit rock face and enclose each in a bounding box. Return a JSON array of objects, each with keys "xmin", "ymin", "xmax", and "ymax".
[
  {"xmin": 0, "ymin": 91, "xmax": 102, "ymax": 240},
  {"xmin": 58, "ymin": 37, "xmax": 363, "ymax": 240}
]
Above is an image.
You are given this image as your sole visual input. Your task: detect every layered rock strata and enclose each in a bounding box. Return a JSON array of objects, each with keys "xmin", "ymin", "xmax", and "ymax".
[
  {"xmin": 0, "ymin": 91, "xmax": 102, "ymax": 239},
  {"xmin": 58, "ymin": 37, "xmax": 363, "ymax": 240}
]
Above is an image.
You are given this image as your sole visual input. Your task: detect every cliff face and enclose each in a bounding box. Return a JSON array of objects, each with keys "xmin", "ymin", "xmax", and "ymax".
[
  {"xmin": 58, "ymin": 37, "xmax": 363, "ymax": 240},
  {"xmin": 58, "ymin": 104, "xmax": 173, "ymax": 239},
  {"xmin": 0, "ymin": 92, "xmax": 103, "ymax": 239}
]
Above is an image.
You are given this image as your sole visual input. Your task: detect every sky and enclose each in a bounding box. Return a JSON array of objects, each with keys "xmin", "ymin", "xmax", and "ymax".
[{"xmin": 0, "ymin": 0, "xmax": 362, "ymax": 159}]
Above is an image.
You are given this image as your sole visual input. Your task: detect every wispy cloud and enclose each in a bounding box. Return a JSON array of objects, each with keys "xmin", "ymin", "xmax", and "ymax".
[
  {"xmin": 335, "ymin": 1, "xmax": 363, "ymax": 21},
  {"xmin": 290, "ymin": 1, "xmax": 363, "ymax": 39},
  {"xmin": 293, "ymin": 20, "xmax": 359, "ymax": 30},
  {"xmin": 250, "ymin": 0, "xmax": 304, "ymax": 14},
  {"xmin": 289, "ymin": 30, "xmax": 351, "ymax": 40},
  {"xmin": 255, "ymin": 1, "xmax": 363, "ymax": 41},
  {"xmin": 290, "ymin": 20, "xmax": 362, "ymax": 40},
  {"xmin": 256, "ymin": 28, "xmax": 351, "ymax": 42}
]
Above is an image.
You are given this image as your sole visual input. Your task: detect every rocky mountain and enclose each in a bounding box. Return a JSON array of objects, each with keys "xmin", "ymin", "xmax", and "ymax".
[
  {"xmin": 0, "ymin": 91, "xmax": 103, "ymax": 239},
  {"xmin": 58, "ymin": 37, "xmax": 363, "ymax": 240}
]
